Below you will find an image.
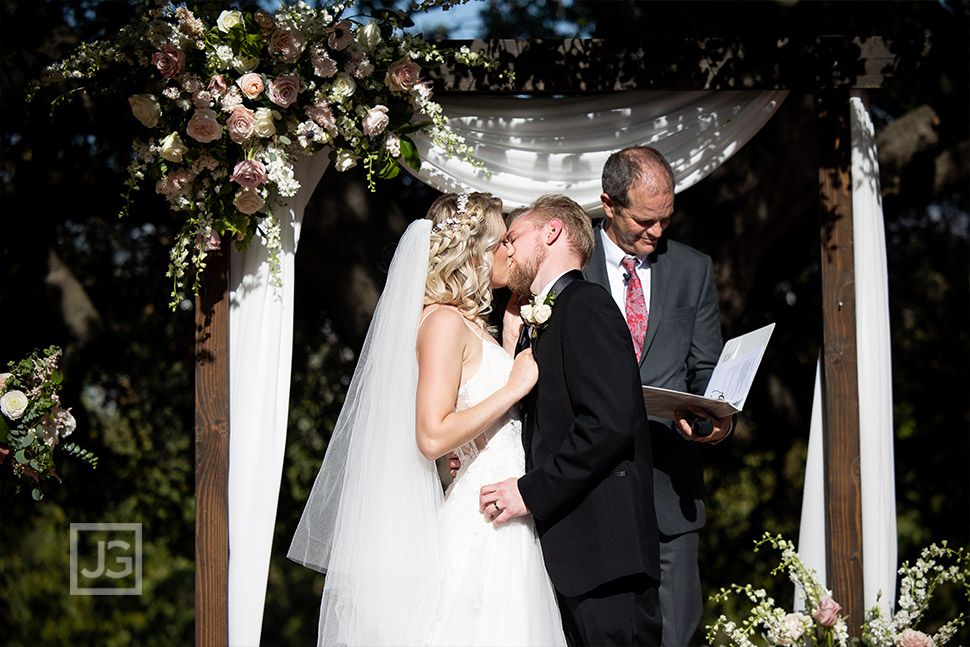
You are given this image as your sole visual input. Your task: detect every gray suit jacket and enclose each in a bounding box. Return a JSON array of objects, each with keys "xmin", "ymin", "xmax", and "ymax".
[{"xmin": 586, "ymin": 222, "xmax": 723, "ymax": 535}]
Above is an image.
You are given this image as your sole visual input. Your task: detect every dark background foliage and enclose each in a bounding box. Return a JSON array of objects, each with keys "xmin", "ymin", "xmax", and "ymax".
[{"xmin": 1, "ymin": 1, "xmax": 966, "ymax": 646}]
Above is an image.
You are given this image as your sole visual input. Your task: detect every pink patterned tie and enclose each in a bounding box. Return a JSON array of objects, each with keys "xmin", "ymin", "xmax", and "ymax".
[{"xmin": 621, "ymin": 256, "xmax": 647, "ymax": 362}]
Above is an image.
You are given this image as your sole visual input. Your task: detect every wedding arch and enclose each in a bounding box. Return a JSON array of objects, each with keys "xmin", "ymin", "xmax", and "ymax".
[{"xmin": 191, "ymin": 36, "xmax": 907, "ymax": 646}]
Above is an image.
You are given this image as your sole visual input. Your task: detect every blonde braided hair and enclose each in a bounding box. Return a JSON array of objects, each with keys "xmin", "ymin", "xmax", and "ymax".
[{"xmin": 424, "ymin": 192, "xmax": 505, "ymax": 325}]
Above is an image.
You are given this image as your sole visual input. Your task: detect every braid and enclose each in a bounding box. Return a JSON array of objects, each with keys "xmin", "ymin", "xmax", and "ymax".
[{"xmin": 424, "ymin": 192, "xmax": 504, "ymax": 324}]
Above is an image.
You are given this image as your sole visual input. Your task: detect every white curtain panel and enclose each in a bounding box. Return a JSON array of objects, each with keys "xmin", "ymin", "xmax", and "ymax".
[
  {"xmin": 408, "ymin": 90, "xmax": 788, "ymax": 212},
  {"xmin": 228, "ymin": 153, "xmax": 330, "ymax": 646},
  {"xmin": 797, "ymin": 90, "xmax": 896, "ymax": 612}
]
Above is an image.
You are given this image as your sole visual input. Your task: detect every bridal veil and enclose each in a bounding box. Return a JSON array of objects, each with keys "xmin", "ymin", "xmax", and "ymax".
[{"xmin": 288, "ymin": 219, "xmax": 443, "ymax": 646}]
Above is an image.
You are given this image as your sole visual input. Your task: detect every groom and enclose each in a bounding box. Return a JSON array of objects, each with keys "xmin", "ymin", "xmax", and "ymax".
[{"xmin": 480, "ymin": 194, "xmax": 661, "ymax": 646}]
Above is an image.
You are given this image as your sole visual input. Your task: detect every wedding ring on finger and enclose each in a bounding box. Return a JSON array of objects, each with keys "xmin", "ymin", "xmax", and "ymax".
[{"xmin": 492, "ymin": 501, "xmax": 502, "ymax": 513}]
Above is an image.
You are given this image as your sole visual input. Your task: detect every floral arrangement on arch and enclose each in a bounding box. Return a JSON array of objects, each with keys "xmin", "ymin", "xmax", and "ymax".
[
  {"xmin": 0, "ymin": 346, "xmax": 98, "ymax": 501},
  {"xmin": 706, "ymin": 534, "xmax": 969, "ymax": 647},
  {"xmin": 35, "ymin": 0, "xmax": 496, "ymax": 308}
]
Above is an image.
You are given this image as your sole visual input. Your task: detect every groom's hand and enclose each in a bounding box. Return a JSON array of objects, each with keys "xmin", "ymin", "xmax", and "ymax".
[{"xmin": 480, "ymin": 478, "xmax": 529, "ymax": 526}]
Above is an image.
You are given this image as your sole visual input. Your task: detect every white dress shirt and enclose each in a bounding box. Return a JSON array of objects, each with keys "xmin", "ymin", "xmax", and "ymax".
[{"xmin": 599, "ymin": 226, "xmax": 651, "ymax": 314}]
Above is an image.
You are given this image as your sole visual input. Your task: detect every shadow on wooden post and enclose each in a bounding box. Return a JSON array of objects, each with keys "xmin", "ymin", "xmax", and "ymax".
[
  {"xmin": 817, "ymin": 90, "xmax": 864, "ymax": 636},
  {"xmin": 195, "ymin": 239, "xmax": 229, "ymax": 647}
]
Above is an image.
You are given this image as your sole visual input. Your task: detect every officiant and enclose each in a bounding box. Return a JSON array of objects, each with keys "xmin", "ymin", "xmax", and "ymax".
[{"xmin": 584, "ymin": 146, "xmax": 733, "ymax": 647}]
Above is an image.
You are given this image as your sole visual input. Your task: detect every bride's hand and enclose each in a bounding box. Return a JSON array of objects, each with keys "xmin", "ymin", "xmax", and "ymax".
[{"xmin": 506, "ymin": 348, "xmax": 538, "ymax": 398}]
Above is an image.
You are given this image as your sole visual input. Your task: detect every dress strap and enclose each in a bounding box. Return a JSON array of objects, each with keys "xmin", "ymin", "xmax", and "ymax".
[{"xmin": 419, "ymin": 304, "xmax": 486, "ymax": 338}]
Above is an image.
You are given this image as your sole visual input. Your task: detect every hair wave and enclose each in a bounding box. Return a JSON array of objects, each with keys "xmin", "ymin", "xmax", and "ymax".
[{"xmin": 424, "ymin": 192, "xmax": 504, "ymax": 325}]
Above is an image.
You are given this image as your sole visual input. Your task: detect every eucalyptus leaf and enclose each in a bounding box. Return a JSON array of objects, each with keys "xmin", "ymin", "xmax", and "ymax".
[
  {"xmin": 31, "ymin": 488, "xmax": 43, "ymax": 501},
  {"xmin": 14, "ymin": 449, "xmax": 26, "ymax": 464},
  {"xmin": 279, "ymin": 135, "xmax": 291, "ymax": 146}
]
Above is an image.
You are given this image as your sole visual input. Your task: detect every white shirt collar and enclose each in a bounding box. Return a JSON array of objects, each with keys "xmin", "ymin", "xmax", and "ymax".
[{"xmin": 601, "ymin": 226, "xmax": 648, "ymax": 270}]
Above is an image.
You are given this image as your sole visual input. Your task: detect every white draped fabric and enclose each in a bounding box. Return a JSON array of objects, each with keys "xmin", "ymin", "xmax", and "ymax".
[
  {"xmin": 408, "ymin": 91, "xmax": 788, "ymax": 214},
  {"xmin": 797, "ymin": 90, "xmax": 897, "ymax": 611},
  {"xmin": 228, "ymin": 154, "xmax": 329, "ymax": 646},
  {"xmin": 225, "ymin": 90, "xmax": 895, "ymax": 643}
]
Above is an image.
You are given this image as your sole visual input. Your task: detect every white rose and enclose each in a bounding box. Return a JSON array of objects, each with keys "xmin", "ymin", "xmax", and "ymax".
[
  {"xmin": 334, "ymin": 150, "xmax": 358, "ymax": 172},
  {"xmin": 129, "ymin": 94, "xmax": 161, "ymax": 128},
  {"xmin": 159, "ymin": 132, "xmax": 190, "ymax": 162},
  {"xmin": 0, "ymin": 390, "xmax": 29, "ymax": 420},
  {"xmin": 61, "ymin": 411, "xmax": 76, "ymax": 438},
  {"xmin": 361, "ymin": 105, "xmax": 389, "ymax": 137},
  {"xmin": 232, "ymin": 55, "xmax": 260, "ymax": 74},
  {"xmin": 519, "ymin": 304, "xmax": 534, "ymax": 322},
  {"xmin": 217, "ymin": 9, "xmax": 244, "ymax": 33},
  {"xmin": 233, "ymin": 188, "xmax": 264, "ymax": 215},
  {"xmin": 356, "ymin": 20, "xmax": 381, "ymax": 52},
  {"xmin": 254, "ymin": 108, "xmax": 278, "ymax": 138},
  {"xmin": 330, "ymin": 73, "xmax": 357, "ymax": 100},
  {"xmin": 532, "ymin": 304, "xmax": 552, "ymax": 324},
  {"xmin": 782, "ymin": 613, "xmax": 808, "ymax": 642}
]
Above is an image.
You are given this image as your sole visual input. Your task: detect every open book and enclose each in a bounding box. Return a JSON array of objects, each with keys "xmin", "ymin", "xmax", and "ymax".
[{"xmin": 641, "ymin": 323, "xmax": 775, "ymax": 420}]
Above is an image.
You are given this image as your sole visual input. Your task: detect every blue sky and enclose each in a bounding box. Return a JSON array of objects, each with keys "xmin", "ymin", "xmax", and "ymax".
[{"xmin": 407, "ymin": 0, "xmax": 487, "ymax": 38}]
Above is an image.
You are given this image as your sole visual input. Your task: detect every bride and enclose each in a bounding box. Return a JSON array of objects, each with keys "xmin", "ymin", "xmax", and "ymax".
[{"xmin": 288, "ymin": 192, "xmax": 566, "ymax": 646}]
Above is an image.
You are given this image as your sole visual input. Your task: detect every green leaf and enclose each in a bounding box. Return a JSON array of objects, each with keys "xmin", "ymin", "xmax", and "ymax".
[
  {"xmin": 0, "ymin": 415, "xmax": 10, "ymax": 443},
  {"xmin": 14, "ymin": 449, "xmax": 26, "ymax": 464},
  {"xmin": 279, "ymin": 135, "xmax": 291, "ymax": 146},
  {"xmin": 400, "ymin": 136, "xmax": 421, "ymax": 172},
  {"xmin": 31, "ymin": 488, "xmax": 43, "ymax": 501},
  {"xmin": 387, "ymin": 102, "xmax": 414, "ymax": 128}
]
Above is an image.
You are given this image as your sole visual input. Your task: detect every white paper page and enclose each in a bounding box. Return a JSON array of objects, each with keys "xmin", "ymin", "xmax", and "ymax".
[{"xmin": 704, "ymin": 347, "xmax": 761, "ymax": 405}]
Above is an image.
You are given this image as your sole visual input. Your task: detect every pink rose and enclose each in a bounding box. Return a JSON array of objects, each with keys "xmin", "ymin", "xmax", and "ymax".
[
  {"xmin": 895, "ymin": 629, "xmax": 933, "ymax": 647},
  {"xmin": 152, "ymin": 46, "xmax": 184, "ymax": 79},
  {"xmin": 208, "ymin": 75, "xmax": 228, "ymax": 96},
  {"xmin": 268, "ymin": 28, "xmax": 306, "ymax": 63},
  {"xmin": 226, "ymin": 106, "xmax": 257, "ymax": 144},
  {"xmin": 185, "ymin": 108, "xmax": 223, "ymax": 143},
  {"xmin": 385, "ymin": 56, "xmax": 422, "ymax": 92},
  {"xmin": 327, "ymin": 20, "xmax": 353, "ymax": 51},
  {"xmin": 233, "ymin": 188, "xmax": 264, "ymax": 215},
  {"xmin": 812, "ymin": 596, "xmax": 842, "ymax": 627},
  {"xmin": 362, "ymin": 104, "xmax": 389, "ymax": 137},
  {"xmin": 267, "ymin": 76, "xmax": 300, "ymax": 108},
  {"xmin": 229, "ymin": 159, "xmax": 268, "ymax": 189},
  {"xmin": 236, "ymin": 73, "xmax": 265, "ymax": 100}
]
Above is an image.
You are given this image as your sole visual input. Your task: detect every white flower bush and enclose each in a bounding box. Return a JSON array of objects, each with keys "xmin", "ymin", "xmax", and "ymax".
[
  {"xmin": 707, "ymin": 534, "xmax": 969, "ymax": 647},
  {"xmin": 33, "ymin": 0, "xmax": 500, "ymax": 308}
]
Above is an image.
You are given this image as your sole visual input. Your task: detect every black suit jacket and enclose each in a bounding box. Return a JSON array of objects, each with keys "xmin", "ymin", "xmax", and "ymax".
[
  {"xmin": 586, "ymin": 223, "xmax": 723, "ymax": 536},
  {"xmin": 518, "ymin": 276, "xmax": 660, "ymax": 597}
]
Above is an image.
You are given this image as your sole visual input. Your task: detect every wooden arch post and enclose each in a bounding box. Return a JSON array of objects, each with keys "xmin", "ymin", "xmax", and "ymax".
[{"xmin": 193, "ymin": 35, "xmax": 922, "ymax": 645}]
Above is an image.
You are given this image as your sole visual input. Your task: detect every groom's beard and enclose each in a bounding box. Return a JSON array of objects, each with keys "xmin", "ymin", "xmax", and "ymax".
[{"xmin": 508, "ymin": 247, "xmax": 544, "ymax": 296}]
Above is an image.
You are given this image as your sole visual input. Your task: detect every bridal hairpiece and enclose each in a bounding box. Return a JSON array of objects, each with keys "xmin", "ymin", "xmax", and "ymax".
[{"xmin": 433, "ymin": 192, "xmax": 470, "ymax": 232}]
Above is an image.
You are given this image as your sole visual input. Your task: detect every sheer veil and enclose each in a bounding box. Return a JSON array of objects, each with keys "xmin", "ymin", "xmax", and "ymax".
[{"xmin": 288, "ymin": 219, "xmax": 443, "ymax": 646}]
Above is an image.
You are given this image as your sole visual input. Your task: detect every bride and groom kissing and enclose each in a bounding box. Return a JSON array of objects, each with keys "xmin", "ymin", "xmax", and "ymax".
[{"xmin": 290, "ymin": 190, "xmax": 663, "ymax": 646}]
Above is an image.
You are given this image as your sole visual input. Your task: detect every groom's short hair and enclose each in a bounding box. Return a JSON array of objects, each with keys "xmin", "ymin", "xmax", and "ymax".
[{"xmin": 523, "ymin": 194, "xmax": 594, "ymax": 269}]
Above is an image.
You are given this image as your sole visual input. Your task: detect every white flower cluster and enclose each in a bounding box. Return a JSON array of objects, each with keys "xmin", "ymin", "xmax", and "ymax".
[
  {"xmin": 34, "ymin": 0, "xmax": 499, "ymax": 308},
  {"xmin": 707, "ymin": 535, "xmax": 969, "ymax": 647}
]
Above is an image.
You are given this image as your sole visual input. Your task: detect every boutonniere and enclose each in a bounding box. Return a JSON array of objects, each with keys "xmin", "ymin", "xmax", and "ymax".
[{"xmin": 519, "ymin": 292, "xmax": 556, "ymax": 338}]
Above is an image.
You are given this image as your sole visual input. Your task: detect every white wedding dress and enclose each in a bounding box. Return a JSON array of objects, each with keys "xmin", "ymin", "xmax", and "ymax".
[{"xmin": 428, "ymin": 328, "xmax": 566, "ymax": 647}]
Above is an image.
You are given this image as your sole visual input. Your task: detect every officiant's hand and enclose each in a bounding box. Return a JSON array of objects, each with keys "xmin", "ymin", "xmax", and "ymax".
[
  {"xmin": 675, "ymin": 406, "xmax": 733, "ymax": 444},
  {"xmin": 480, "ymin": 478, "xmax": 529, "ymax": 525}
]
